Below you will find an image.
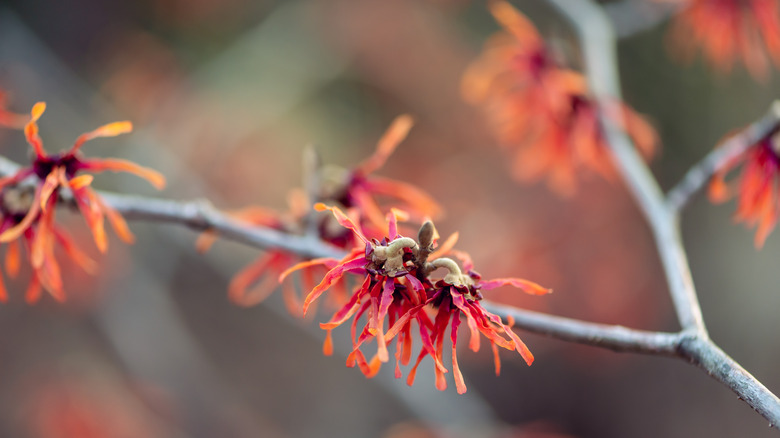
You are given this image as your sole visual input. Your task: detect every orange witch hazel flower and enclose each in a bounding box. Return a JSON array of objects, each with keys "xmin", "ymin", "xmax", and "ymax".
[
  {"xmin": 665, "ymin": 0, "xmax": 780, "ymax": 79},
  {"xmin": 708, "ymin": 129, "xmax": 780, "ymax": 247},
  {"xmin": 0, "ymin": 102, "xmax": 165, "ymax": 302},
  {"xmin": 290, "ymin": 203, "xmax": 550, "ymax": 394},
  {"xmin": 0, "ymin": 90, "xmax": 27, "ymax": 129},
  {"xmin": 203, "ymin": 115, "xmax": 441, "ymax": 312},
  {"xmin": 462, "ymin": 0, "xmax": 658, "ymax": 195}
]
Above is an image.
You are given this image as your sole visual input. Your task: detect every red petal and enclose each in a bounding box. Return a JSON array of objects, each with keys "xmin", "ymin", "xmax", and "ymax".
[
  {"xmin": 323, "ymin": 329, "xmax": 334, "ymax": 356},
  {"xmin": 450, "ymin": 313, "xmax": 467, "ymax": 394},
  {"xmin": 479, "ymin": 277, "xmax": 551, "ymax": 295},
  {"xmin": 303, "ymin": 255, "xmax": 366, "ymax": 315}
]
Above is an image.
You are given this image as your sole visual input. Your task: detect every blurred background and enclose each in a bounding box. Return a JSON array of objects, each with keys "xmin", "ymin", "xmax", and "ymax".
[{"xmin": 0, "ymin": 0, "xmax": 779, "ymax": 437}]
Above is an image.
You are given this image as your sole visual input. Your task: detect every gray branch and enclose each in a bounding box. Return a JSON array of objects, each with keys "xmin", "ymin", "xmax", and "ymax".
[
  {"xmin": 543, "ymin": 0, "xmax": 780, "ymax": 427},
  {"xmin": 666, "ymin": 101, "xmax": 780, "ymax": 212}
]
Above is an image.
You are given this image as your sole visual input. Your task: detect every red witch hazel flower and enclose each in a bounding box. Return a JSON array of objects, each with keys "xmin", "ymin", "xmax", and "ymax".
[
  {"xmin": 291, "ymin": 203, "xmax": 550, "ymax": 394},
  {"xmin": 708, "ymin": 129, "xmax": 780, "ymax": 247},
  {"xmin": 665, "ymin": 0, "xmax": 780, "ymax": 80},
  {"xmin": 461, "ymin": 0, "xmax": 658, "ymax": 195},
  {"xmin": 201, "ymin": 115, "xmax": 442, "ymax": 314},
  {"xmin": 0, "ymin": 102, "xmax": 165, "ymax": 302}
]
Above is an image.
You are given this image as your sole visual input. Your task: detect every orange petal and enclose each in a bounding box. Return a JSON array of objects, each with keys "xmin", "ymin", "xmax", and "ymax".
[
  {"xmin": 80, "ymin": 158, "xmax": 166, "ymax": 190},
  {"xmin": 228, "ymin": 253, "xmax": 274, "ymax": 305},
  {"xmin": 0, "ymin": 269, "xmax": 7, "ymax": 303},
  {"xmin": 195, "ymin": 230, "xmax": 218, "ymax": 254},
  {"xmin": 0, "ymin": 188, "xmax": 42, "ymax": 243},
  {"xmin": 314, "ymin": 203, "xmax": 369, "ymax": 244},
  {"xmin": 69, "ymin": 174, "xmax": 94, "ymax": 191},
  {"xmin": 71, "ymin": 186, "xmax": 107, "ymax": 253},
  {"xmin": 488, "ymin": 0, "xmax": 541, "ymax": 43},
  {"xmin": 708, "ymin": 171, "xmax": 732, "ymax": 203},
  {"xmin": 323, "ymin": 329, "xmax": 334, "ymax": 356},
  {"xmin": 357, "ymin": 114, "xmax": 414, "ymax": 176},
  {"xmin": 53, "ymin": 228, "xmax": 98, "ymax": 274},
  {"xmin": 39, "ymin": 168, "xmax": 62, "ymax": 212},
  {"xmin": 24, "ymin": 102, "xmax": 46, "ymax": 158},
  {"xmin": 5, "ymin": 239, "xmax": 20, "ymax": 279},
  {"xmin": 100, "ymin": 198, "xmax": 135, "ymax": 244},
  {"xmin": 71, "ymin": 121, "xmax": 133, "ymax": 153},
  {"xmin": 429, "ymin": 232, "xmax": 459, "ymax": 260},
  {"xmin": 25, "ymin": 274, "xmax": 42, "ymax": 304}
]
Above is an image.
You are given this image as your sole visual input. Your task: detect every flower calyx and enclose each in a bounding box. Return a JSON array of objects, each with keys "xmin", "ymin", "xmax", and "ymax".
[{"xmin": 369, "ymin": 236, "xmax": 417, "ymax": 277}]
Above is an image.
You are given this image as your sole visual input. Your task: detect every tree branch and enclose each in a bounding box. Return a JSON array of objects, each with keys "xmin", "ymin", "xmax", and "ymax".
[
  {"xmin": 543, "ymin": 0, "xmax": 706, "ymax": 335},
  {"xmin": 542, "ymin": 0, "xmax": 780, "ymax": 427},
  {"xmin": 482, "ymin": 302, "xmax": 680, "ymax": 356},
  {"xmin": 666, "ymin": 101, "xmax": 780, "ymax": 212},
  {"xmin": 604, "ymin": 0, "xmax": 679, "ymax": 39}
]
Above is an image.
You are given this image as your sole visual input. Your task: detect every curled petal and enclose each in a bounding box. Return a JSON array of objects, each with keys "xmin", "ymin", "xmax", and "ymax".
[
  {"xmin": 24, "ymin": 102, "xmax": 46, "ymax": 158},
  {"xmin": 71, "ymin": 121, "xmax": 133, "ymax": 153},
  {"xmin": 68, "ymin": 175, "xmax": 94, "ymax": 191}
]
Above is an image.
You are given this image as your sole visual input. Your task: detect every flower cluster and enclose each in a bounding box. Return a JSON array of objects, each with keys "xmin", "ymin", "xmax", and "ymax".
[
  {"xmin": 462, "ymin": 1, "xmax": 658, "ymax": 195},
  {"xmin": 289, "ymin": 203, "xmax": 549, "ymax": 394},
  {"xmin": 202, "ymin": 115, "xmax": 441, "ymax": 313},
  {"xmin": 666, "ymin": 0, "xmax": 780, "ymax": 80},
  {"xmin": 709, "ymin": 129, "xmax": 780, "ymax": 247},
  {"xmin": 0, "ymin": 102, "xmax": 165, "ymax": 302}
]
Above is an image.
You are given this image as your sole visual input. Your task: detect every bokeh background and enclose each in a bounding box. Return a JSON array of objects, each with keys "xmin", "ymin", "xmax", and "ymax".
[{"xmin": 0, "ymin": 0, "xmax": 779, "ymax": 437}]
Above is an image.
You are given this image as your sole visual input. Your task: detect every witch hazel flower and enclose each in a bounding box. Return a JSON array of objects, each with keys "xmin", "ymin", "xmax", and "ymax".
[
  {"xmin": 462, "ymin": 0, "xmax": 658, "ymax": 195},
  {"xmin": 708, "ymin": 129, "xmax": 780, "ymax": 247},
  {"xmin": 297, "ymin": 203, "xmax": 550, "ymax": 393},
  {"xmin": 203, "ymin": 115, "xmax": 442, "ymax": 313},
  {"xmin": 665, "ymin": 0, "xmax": 780, "ymax": 80},
  {"xmin": 0, "ymin": 102, "xmax": 165, "ymax": 302}
]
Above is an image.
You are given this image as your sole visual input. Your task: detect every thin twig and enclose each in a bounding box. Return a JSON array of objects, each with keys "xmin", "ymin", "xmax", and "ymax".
[
  {"xmin": 666, "ymin": 101, "xmax": 780, "ymax": 212},
  {"xmin": 482, "ymin": 302, "xmax": 680, "ymax": 356}
]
